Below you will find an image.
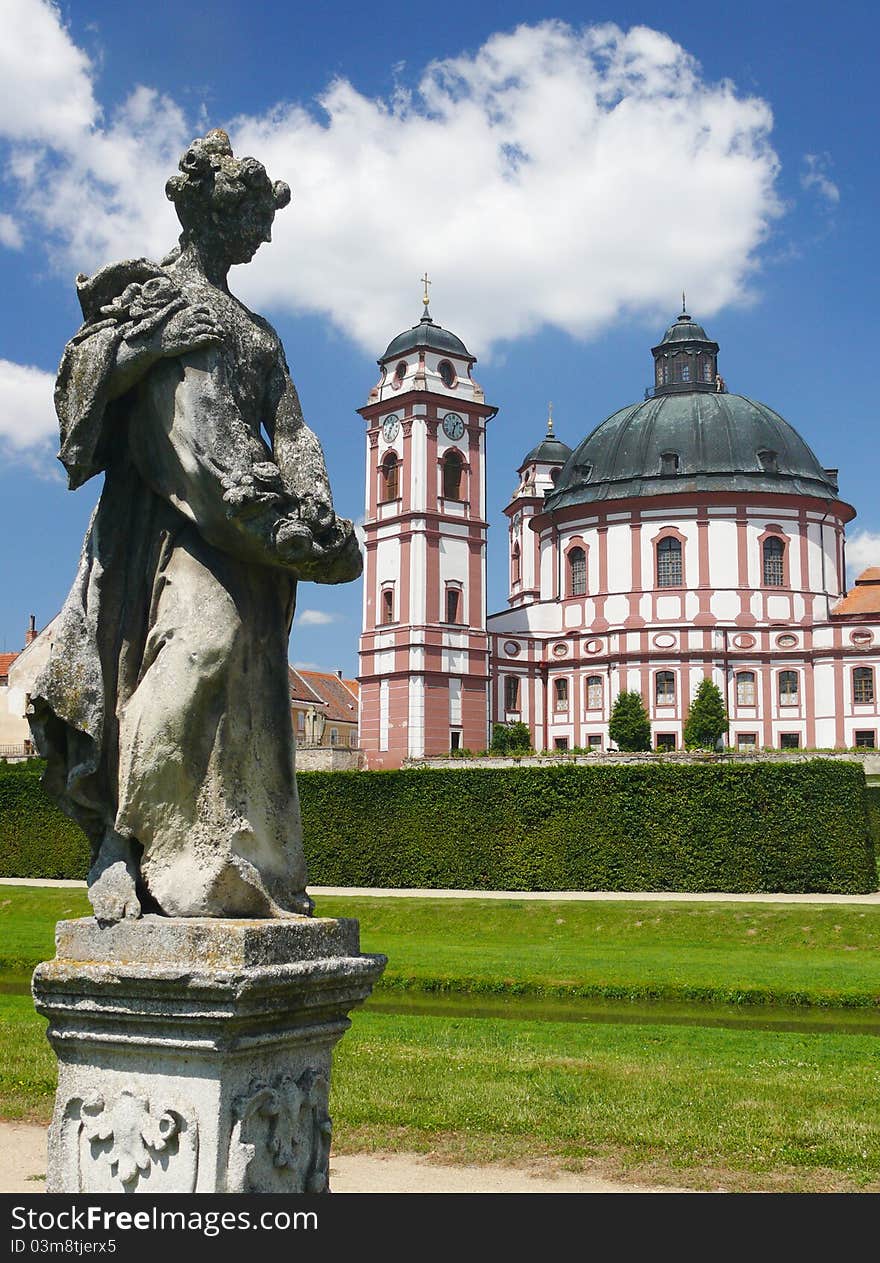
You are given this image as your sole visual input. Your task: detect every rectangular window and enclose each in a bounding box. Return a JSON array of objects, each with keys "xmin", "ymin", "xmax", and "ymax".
[
  {"xmin": 736, "ymin": 673, "xmax": 757, "ymax": 706},
  {"xmin": 450, "ymin": 730, "xmax": 462, "ymax": 751},
  {"xmin": 780, "ymin": 732, "xmax": 800, "ymax": 749},
  {"xmin": 656, "ymin": 733, "xmax": 676, "ymax": 751},
  {"xmin": 554, "ymin": 737, "xmax": 569, "ymax": 751},
  {"xmin": 554, "ymin": 678, "xmax": 569, "ymax": 711},
  {"xmin": 854, "ymin": 730, "xmax": 876, "ymax": 748},
  {"xmin": 778, "ymin": 671, "xmax": 799, "ymax": 706},
  {"xmin": 504, "ymin": 676, "xmax": 520, "ymax": 712},
  {"xmin": 656, "ymin": 672, "xmax": 676, "ymax": 704},
  {"xmin": 296, "ymin": 711, "xmax": 305, "ymax": 731},
  {"xmin": 736, "ymin": 732, "xmax": 758, "ymax": 750},
  {"xmin": 330, "ymin": 728, "xmax": 339, "ymax": 746},
  {"xmin": 853, "ymin": 668, "xmax": 875, "ymax": 704},
  {"xmin": 349, "ymin": 730, "xmax": 358, "ymax": 746},
  {"xmin": 445, "ymin": 587, "xmax": 461, "ymax": 624},
  {"xmin": 587, "ymin": 734, "xmax": 603, "ymax": 750},
  {"xmin": 586, "ymin": 676, "xmax": 603, "ymax": 710}
]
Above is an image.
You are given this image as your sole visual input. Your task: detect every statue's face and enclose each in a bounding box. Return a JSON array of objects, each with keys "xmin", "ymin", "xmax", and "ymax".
[{"xmin": 227, "ymin": 194, "xmax": 276, "ymax": 264}]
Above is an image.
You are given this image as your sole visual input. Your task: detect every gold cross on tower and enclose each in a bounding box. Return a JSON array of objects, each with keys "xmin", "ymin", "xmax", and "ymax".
[{"xmin": 421, "ymin": 272, "xmax": 431, "ymax": 310}]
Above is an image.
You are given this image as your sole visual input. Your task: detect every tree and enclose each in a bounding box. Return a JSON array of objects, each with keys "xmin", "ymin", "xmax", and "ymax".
[
  {"xmin": 608, "ymin": 690, "xmax": 651, "ymax": 752},
  {"xmin": 490, "ymin": 721, "xmax": 532, "ymax": 754},
  {"xmin": 683, "ymin": 678, "xmax": 729, "ymax": 750}
]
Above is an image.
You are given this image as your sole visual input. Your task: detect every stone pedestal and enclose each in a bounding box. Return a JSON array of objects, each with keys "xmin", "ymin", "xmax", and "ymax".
[{"xmin": 32, "ymin": 915, "xmax": 386, "ymax": 1194}]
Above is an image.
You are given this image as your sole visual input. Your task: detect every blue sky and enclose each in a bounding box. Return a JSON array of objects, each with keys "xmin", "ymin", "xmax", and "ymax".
[{"xmin": 1, "ymin": 0, "xmax": 878, "ymax": 675}]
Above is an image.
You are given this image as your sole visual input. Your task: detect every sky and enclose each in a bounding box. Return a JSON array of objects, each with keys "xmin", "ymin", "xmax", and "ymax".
[{"xmin": 1, "ymin": 0, "xmax": 878, "ymax": 676}]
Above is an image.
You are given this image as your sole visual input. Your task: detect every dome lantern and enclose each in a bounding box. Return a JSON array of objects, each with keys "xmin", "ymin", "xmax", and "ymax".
[{"xmin": 650, "ymin": 301, "xmax": 722, "ymax": 397}]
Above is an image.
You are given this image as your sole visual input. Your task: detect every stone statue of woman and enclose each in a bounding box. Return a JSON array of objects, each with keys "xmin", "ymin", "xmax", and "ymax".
[{"xmin": 29, "ymin": 130, "xmax": 361, "ymax": 925}]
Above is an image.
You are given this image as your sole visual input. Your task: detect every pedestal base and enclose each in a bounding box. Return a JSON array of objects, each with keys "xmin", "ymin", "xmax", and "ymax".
[{"xmin": 32, "ymin": 915, "xmax": 386, "ymax": 1194}]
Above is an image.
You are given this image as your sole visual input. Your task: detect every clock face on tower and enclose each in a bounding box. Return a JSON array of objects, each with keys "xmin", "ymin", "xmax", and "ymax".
[
  {"xmin": 382, "ymin": 415, "xmax": 400, "ymax": 443},
  {"xmin": 442, "ymin": 413, "xmax": 465, "ymax": 440}
]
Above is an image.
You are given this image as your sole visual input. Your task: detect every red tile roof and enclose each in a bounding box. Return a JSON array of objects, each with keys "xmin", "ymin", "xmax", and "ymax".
[
  {"xmin": 831, "ymin": 567, "xmax": 880, "ymax": 617},
  {"xmin": 292, "ymin": 670, "xmax": 359, "ymax": 724},
  {"xmin": 0, "ymin": 652, "xmax": 18, "ymax": 679}
]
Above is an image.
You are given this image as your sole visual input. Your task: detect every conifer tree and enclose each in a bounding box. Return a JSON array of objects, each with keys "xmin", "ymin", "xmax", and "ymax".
[
  {"xmin": 683, "ymin": 678, "xmax": 729, "ymax": 750},
  {"xmin": 608, "ymin": 690, "xmax": 651, "ymax": 752}
]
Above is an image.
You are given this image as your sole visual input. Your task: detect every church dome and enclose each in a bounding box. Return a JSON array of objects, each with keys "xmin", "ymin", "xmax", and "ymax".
[
  {"xmin": 545, "ymin": 309, "xmax": 841, "ymax": 511},
  {"xmin": 380, "ymin": 309, "xmax": 474, "ymax": 364},
  {"xmin": 546, "ymin": 391, "xmax": 841, "ymax": 510},
  {"xmin": 520, "ymin": 423, "xmax": 572, "ymax": 468}
]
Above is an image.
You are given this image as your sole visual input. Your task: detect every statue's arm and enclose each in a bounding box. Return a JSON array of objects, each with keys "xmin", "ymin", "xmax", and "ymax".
[{"xmin": 130, "ymin": 351, "xmax": 361, "ymax": 583}]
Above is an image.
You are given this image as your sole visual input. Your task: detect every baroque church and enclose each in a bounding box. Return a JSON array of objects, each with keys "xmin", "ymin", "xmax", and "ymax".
[{"xmin": 357, "ymin": 298, "xmax": 880, "ymax": 768}]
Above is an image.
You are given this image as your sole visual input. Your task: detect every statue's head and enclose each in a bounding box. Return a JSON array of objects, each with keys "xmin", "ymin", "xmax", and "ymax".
[{"xmin": 166, "ymin": 129, "xmax": 291, "ymax": 265}]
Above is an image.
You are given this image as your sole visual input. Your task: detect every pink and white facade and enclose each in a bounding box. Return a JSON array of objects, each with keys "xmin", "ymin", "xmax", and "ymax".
[
  {"xmin": 359, "ymin": 307, "xmax": 880, "ymax": 765},
  {"xmin": 357, "ymin": 306, "xmax": 496, "ymax": 766}
]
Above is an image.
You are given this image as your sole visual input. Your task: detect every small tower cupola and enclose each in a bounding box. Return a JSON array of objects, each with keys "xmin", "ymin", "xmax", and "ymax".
[
  {"xmin": 370, "ymin": 275, "xmax": 481, "ymax": 404},
  {"xmin": 650, "ymin": 298, "xmax": 723, "ymax": 396}
]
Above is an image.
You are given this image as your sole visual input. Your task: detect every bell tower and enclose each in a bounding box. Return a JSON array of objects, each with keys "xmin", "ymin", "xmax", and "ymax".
[{"xmin": 357, "ymin": 284, "xmax": 497, "ymax": 767}]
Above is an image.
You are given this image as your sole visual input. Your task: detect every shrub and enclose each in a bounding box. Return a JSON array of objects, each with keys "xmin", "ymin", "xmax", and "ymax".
[
  {"xmin": 490, "ymin": 722, "xmax": 532, "ymax": 754},
  {"xmin": 608, "ymin": 691, "xmax": 651, "ymax": 752},
  {"xmin": 2, "ymin": 761, "xmax": 876, "ymax": 894},
  {"xmin": 683, "ymin": 679, "xmax": 729, "ymax": 750}
]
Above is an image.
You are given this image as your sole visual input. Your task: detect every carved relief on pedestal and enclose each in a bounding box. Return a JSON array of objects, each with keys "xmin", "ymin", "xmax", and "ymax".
[
  {"xmin": 57, "ymin": 1091, "xmax": 198, "ymax": 1192},
  {"xmin": 227, "ymin": 1068, "xmax": 332, "ymax": 1193}
]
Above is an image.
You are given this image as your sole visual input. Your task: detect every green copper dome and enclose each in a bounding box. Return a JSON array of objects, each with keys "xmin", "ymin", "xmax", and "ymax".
[
  {"xmin": 521, "ymin": 429, "xmax": 572, "ymax": 468},
  {"xmin": 545, "ymin": 391, "xmax": 841, "ymax": 510},
  {"xmin": 380, "ymin": 310, "xmax": 474, "ymax": 364}
]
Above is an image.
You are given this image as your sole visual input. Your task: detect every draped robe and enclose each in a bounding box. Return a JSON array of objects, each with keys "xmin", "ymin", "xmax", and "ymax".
[{"xmin": 30, "ymin": 258, "xmax": 358, "ymax": 917}]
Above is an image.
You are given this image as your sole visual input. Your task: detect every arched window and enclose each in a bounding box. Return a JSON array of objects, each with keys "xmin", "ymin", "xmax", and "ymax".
[
  {"xmin": 438, "ymin": 360, "xmax": 456, "ymax": 388},
  {"xmin": 568, "ymin": 546, "xmax": 586, "ymax": 596},
  {"xmin": 586, "ymin": 676, "xmax": 603, "ymax": 709},
  {"xmin": 763, "ymin": 536, "xmax": 785, "ymax": 586},
  {"xmin": 381, "ymin": 587, "xmax": 395, "ymax": 625},
  {"xmin": 701, "ymin": 357, "xmax": 714, "ymax": 383},
  {"xmin": 656, "ymin": 536, "xmax": 682, "ymax": 588},
  {"xmin": 554, "ymin": 678, "xmax": 569, "ymax": 711},
  {"xmin": 381, "ymin": 452, "xmax": 399, "ymax": 502},
  {"xmin": 443, "ymin": 449, "xmax": 463, "ymax": 499},
  {"xmin": 778, "ymin": 670, "xmax": 799, "ymax": 705},
  {"xmin": 656, "ymin": 671, "xmax": 675, "ymax": 704},
  {"xmin": 674, "ymin": 355, "xmax": 691, "ymax": 383},
  {"xmin": 394, "ymin": 360, "xmax": 407, "ymax": 382},
  {"xmin": 736, "ymin": 672, "xmax": 757, "ymax": 706},
  {"xmin": 511, "ymin": 542, "xmax": 521, "ymax": 586},
  {"xmin": 853, "ymin": 666, "xmax": 875, "ymax": 704}
]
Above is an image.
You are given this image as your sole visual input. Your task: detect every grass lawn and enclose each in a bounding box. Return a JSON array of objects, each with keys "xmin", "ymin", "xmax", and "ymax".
[
  {"xmin": 3, "ymin": 884, "xmax": 880, "ymax": 1191},
  {"xmin": 315, "ymin": 893, "xmax": 880, "ymax": 1006}
]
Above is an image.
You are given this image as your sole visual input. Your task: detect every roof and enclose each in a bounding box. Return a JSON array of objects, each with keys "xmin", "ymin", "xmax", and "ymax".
[
  {"xmin": 289, "ymin": 668, "xmax": 359, "ymax": 724},
  {"xmin": 521, "ymin": 428, "xmax": 572, "ymax": 468},
  {"xmin": 0, "ymin": 652, "xmax": 18, "ymax": 680},
  {"xmin": 544, "ymin": 391, "xmax": 842, "ymax": 511},
  {"xmin": 653, "ymin": 310, "xmax": 717, "ymax": 350},
  {"xmin": 380, "ymin": 310, "xmax": 474, "ymax": 364},
  {"xmin": 831, "ymin": 568, "xmax": 880, "ymax": 618}
]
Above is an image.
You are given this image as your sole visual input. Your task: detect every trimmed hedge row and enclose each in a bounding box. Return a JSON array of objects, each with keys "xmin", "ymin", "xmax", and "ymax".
[{"xmin": 1, "ymin": 761, "xmax": 877, "ymax": 893}]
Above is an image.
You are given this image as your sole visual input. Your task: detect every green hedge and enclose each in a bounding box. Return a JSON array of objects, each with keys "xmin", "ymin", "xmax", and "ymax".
[
  {"xmin": 0, "ymin": 763, "xmax": 89, "ymax": 880},
  {"xmin": 1, "ymin": 760, "xmax": 877, "ymax": 893},
  {"xmin": 298, "ymin": 762, "xmax": 877, "ymax": 894}
]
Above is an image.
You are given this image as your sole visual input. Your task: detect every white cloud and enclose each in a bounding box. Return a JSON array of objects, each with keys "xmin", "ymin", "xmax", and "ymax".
[
  {"xmin": 297, "ymin": 609, "xmax": 342, "ymax": 626},
  {"xmin": 801, "ymin": 153, "xmax": 839, "ymax": 206},
  {"xmin": 3, "ymin": 5, "xmax": 782, "ymax": 358},
  {"xmin": 0, "ymin": 358, "xmax": 57, "ymax": 453},
  {"xmin": 0, "ymin": 215, "xmax": 23, "ymax": 249},
  {"xmin": 846, "ymin": 531, "xmax": 880, "ymax": 580},
  {"xmin": 290, "ymin": 660, "xmax": 323, "ymax": 672}
]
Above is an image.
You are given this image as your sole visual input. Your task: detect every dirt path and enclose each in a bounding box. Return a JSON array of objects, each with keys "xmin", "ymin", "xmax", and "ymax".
[{"xmin": 0, "ymin": 1121, "xmax": 690, "ymax": 1194}]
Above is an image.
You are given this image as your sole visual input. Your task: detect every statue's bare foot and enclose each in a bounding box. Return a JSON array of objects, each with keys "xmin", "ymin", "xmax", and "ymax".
[{"xmin": 88, "ymin": 861, "xmax": 142, "ymax": 926}]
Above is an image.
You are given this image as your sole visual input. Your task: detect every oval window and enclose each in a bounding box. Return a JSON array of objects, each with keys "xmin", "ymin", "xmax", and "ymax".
[{"xmin": 438, "ymin": 360, "xmax": 455, "ymax": 387}]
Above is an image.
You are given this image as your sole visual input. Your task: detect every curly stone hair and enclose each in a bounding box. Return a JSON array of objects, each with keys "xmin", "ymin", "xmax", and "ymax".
[{"xmin": 165, "ymin": 129, "xmax": 290, "ymax": 249}]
